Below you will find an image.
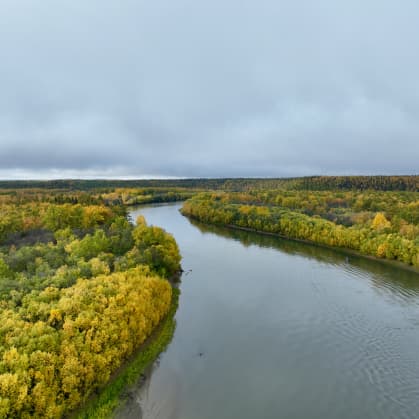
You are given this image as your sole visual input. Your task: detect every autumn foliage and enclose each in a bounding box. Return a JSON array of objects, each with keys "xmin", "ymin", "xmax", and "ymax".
[
  {"xmin": 181, "ymin": 191, "xmax": 419, "ymax": 268},
  {"xmin": 0, "ymin": 268, "xmax": 172, "ymax": 418},
  {"xmin": 0, "ymin": 194, "xmax": 181, "ymax": 418}
]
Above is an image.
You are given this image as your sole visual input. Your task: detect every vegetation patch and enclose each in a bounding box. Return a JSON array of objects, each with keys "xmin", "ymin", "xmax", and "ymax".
[
  {"xmin": 74, "ymin": 287, "xmax": 180, "ymax": 419},
  {"xmin": 181, "ymin": 190, "xmax": 419, "ymax": 268},
  {"xmin": 0, "ymin": 191, "xmax": 181, "ymax": 418}
]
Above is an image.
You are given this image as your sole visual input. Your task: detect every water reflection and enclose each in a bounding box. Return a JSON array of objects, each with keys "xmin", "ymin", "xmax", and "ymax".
[{"xmin": 187, "ymin": 217, "xmax": 419, "ymax": 301}]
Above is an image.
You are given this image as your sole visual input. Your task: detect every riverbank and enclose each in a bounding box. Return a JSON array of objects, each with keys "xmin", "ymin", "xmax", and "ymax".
[
  {"xmin": 230, "ymin": 223, "xmax": 419, "ymax": 274},
  {"xmin": 73, "ymin": 287, "xmax": 180, "ymax": 419},
  {"xmin": 181, "ymin": 212, "xmax": 419, "ymax": 275},
  {"xmin": 180, "ymin": 194, "xmax": 419, "ymax": 271}
]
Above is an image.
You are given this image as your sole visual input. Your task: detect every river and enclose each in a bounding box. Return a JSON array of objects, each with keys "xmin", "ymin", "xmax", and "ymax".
[{"xmin": 116, "ymin": 202, "xmax": 419, "ymax": 419}]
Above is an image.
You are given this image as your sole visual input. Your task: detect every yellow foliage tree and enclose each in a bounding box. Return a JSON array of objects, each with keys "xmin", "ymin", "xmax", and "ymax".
[{"xmin": 372, "ymin": 212, "xmax": 391, "ymax": 230}]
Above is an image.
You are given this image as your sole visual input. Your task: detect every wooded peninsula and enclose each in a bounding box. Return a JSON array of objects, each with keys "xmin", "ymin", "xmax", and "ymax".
[{"xmin": 0, "ymin": 190, "xmax": 180, "ymax": 418}]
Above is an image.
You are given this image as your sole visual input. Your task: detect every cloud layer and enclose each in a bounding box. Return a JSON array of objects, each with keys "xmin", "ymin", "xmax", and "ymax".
[{"xmin": 0, "ymin": 0, "xmax": 418, "ymax": 178}]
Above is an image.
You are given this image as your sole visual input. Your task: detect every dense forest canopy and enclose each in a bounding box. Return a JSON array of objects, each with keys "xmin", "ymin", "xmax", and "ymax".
[
  {"xmin": 0, "ymin": 190, "xmax": 181, "ymax": 418},
  {"xmin": 0, "ymin": 175, "xmax": 418, "ymax": 192}
]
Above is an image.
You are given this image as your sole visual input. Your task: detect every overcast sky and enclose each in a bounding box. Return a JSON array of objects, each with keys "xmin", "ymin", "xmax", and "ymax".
[{"xmin": 0, "ymin": 0, "xmax": 418, "ymax": 179}]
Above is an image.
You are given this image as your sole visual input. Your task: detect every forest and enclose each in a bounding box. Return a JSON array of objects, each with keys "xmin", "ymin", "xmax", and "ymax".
[
  {"xmin": 181, "ymin": 190, "xmax": 419, "ymax": 268},
  {"xmin": 0, "ymin": 190, "xmax": 181, "ymax": 418},
  {"xmin": 0, "ymin": 175, "xmax": 417, "ymax": 192}
]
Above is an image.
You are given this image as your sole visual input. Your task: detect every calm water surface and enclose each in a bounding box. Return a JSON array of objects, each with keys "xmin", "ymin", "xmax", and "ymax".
[{"xmin": 116, "ymin": 203, "xmax": 419, "ymax": 419}]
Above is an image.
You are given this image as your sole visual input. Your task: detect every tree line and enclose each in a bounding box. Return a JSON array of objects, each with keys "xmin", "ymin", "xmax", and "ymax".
[
  {"xmin": 0, "ymin": 175, "xmax": 417, "ymax": 192},
  {"xmin": 181, "ymin": 192, "xmax": 419, "ymax": 268}
]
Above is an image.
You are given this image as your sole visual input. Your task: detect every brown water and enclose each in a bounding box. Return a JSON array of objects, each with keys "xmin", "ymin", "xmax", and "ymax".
[{"xmin": 116, "ymin": 203, "xmax": 419, "ymax": 419}]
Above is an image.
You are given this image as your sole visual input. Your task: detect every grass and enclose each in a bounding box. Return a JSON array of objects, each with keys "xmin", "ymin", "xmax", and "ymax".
[{"xmin": 74, "ymin": 287, "xmax": 180, "ymax": 419}]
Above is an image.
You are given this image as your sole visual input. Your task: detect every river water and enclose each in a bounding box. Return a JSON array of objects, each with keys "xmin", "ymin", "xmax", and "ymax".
[{"xmin": 116, "ymin": 203, "xmax": 419, "ymax": 419}]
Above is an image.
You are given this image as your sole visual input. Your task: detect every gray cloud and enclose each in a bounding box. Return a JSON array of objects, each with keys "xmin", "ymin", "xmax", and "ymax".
[{"xmin": 0, "ymin": 0, "xmax": 418, "ymax": 178}]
